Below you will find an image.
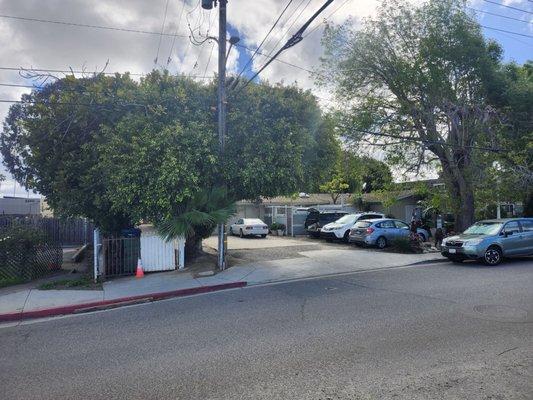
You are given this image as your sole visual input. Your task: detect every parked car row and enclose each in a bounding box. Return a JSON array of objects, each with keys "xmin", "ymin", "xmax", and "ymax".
[
  {"xmin": 230, "ymin": 214, "xmax": 533, "ymax": 267},
  {"xmin": 305, "ymin": 210, "xmax": 429, "ymax": 248}
]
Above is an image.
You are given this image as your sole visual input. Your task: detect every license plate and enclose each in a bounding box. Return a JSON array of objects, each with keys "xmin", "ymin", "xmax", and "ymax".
[{"xmin": 449, "ymin": 249, "xmax": 456, "ymax": 254}]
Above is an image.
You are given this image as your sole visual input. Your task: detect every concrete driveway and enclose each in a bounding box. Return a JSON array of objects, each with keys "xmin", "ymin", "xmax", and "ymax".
[
  {"xmin": 201, "ymin": 235, "xmax": 444, "ymax": 286},
  {"xmin": 203, "ymin": 234, "xmax": 321, "ymax": 250}
]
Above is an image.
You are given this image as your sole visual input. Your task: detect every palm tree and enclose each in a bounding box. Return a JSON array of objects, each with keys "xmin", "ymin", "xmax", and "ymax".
[{"xmin": 155, "ymin": 186, "xmax": 236, "ymax": 259}]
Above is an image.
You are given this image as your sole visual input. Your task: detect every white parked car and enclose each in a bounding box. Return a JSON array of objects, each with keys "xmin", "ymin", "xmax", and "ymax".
[
  {"xmin": 229, "ymin": 218, "xmax": 269, "ymax": 238},
  {"xmin": 320, "ymin": 212, "xmax": 385, "ymax": 242}
]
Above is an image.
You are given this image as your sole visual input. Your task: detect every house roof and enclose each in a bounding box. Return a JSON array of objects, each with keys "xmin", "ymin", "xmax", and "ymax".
[
  {"xmin": 259, "ymin": 193, "xmax": 354, "ymax": 206},
  {"xmin": 359, "ymin": 189, "xmax": 418, "ymax": 204}
]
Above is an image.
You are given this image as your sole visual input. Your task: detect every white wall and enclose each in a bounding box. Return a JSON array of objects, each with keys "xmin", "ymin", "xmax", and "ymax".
[{"xmin": 0, "ymin": 197, "xmax": 42, "ymax": 215}]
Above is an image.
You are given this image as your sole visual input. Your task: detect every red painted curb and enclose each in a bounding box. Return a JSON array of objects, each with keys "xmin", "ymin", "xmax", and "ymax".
[{"xmin": 0, "ymin": 281, "xmax": 247, "ymax": 322}]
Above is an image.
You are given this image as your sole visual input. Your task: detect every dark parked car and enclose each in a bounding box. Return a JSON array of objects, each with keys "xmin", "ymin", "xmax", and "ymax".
[{"xmin": 305, "ymin": 209, "xmax": 348, "ymax": 238}]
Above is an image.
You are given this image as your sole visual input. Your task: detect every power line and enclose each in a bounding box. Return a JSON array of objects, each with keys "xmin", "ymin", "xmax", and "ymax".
[
  {"xmin": 481, "ymin": 0, "xmax": 533, "ymax": 15},
  {"xmin": 234, "ymin": 0, "xmax": 295, "ymax": 82},
  {"xmin": 154, "ymin": 0, "xmax": 171, "ymax": 65},
  {"xmin": 0, "ymin": 83, "xmax": 37, "ymax": 88},
  {"xmin": 189, "ymin": 9, "xmax": 216, "ymax": 77},
  {"xmin": 0, "ymin": 66, "xmax": 146, "ymax": 76},
  {"xmin": 167, "ymin": 0, "xmax": 188, "ymax": 65},
  {"xmin": 480, "ymin": 24, "xmax": 533, "ymax": 39},
  {"xmin": 235, "ymin": 0, "xmax": 334, "ymax": 93},
  {"xmin": 0, "ymin": 68, "xmax": 212, "ymax": 80},
  {"xmin": 263, "ymin": 0, "xmax": 313, "ymax": 61},
  {"xmin": 484, "ymin": 23, "xmax": 533, "ymax": 47},
  {"xmin": 303, "ymin": 0, "xmax": 351, "ymax": 38},
  {"xmin": 0, "ymin": 13, "xmax": 187, "ymax": 38},
  {"xmin": 202, "ymin": 42, "xmax": 216, "ymax": 79},
  {"xmin": 468, "ymin": 6, "xmax": 533, "ymax": 24}
]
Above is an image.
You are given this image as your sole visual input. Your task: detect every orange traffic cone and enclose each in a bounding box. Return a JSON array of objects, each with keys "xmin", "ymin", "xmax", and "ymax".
[{"xmin": 135, "ymin": 258, "xmax": 144, "ymax": 278}]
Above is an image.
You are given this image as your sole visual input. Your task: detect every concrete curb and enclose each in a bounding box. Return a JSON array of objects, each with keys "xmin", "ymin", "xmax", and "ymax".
[{"xmin": 0, "ymin": 281, "xmax": 247, "ymax": 323}]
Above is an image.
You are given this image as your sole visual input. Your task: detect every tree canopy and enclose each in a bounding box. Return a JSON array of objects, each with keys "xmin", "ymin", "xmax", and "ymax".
[
  {"xmin": 318, "ymin": 0, "xmax": 519, "ymax": 230},
  {"xmin": 1, "ymin": 71, "xmax": 343, "ymax": 242}
]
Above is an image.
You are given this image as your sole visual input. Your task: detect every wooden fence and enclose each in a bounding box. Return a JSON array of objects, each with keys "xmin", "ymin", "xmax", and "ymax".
[{"xmin": 0, "ymin": 216, "xmax": 93, "ymax": 246}]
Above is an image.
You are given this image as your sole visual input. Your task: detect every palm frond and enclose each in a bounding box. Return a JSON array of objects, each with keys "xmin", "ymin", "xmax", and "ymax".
[{"xmin": 155, "ymin": 186, "xmax": 236, "ymax": 241}]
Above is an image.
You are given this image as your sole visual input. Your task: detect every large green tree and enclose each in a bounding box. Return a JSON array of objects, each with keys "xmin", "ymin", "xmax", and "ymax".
[
  {"xmin": 1, "ymin": 71, "xmax": 333, "ymax": 255},
  {"xmin": 318, "ymin": 0, "xmax": 505, "ymax": 231}
]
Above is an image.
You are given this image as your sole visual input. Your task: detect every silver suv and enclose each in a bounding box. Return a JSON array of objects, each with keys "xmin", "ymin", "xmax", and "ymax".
[{"xmin": 441, "ymin": 218, "xmax": 533, "ymax": 265}]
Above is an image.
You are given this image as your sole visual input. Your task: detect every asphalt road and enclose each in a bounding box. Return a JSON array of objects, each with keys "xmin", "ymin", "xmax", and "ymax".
[{"xmin": 1, "ymin": 258, "xmax": 532, "ymax": 400}]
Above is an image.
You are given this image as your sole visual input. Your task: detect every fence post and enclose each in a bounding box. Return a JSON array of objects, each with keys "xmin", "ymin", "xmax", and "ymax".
[
  {"xmin": 93, "ymin": 228, "xmax": 101, "ymax": 282},
  {"xmin": 291, "ymin": 207, "xmax": 294, "ymax": 237}
]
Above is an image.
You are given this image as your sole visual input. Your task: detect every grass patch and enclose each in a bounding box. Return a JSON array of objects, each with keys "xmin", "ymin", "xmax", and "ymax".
[
  {"xmin": 0, "ymin": 277, "xmax": 25, "ymax": 288},
  {"xmin": 38, "ymin": 275, "xmax": 101, "ymax": 290}
]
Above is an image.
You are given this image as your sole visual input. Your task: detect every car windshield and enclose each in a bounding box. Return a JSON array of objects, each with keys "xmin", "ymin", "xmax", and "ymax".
[
  {"xmin": 463, "ymin": 222, "xmax": 503, "ymax": 235},
  {"xmin": 335, "ymin": 215, "xmax": 357, "ymax": 225},
  {"xmin": 354, "ymin": 221, "xmax": 372, "ymax": 228},
  {"xmin": 245, "ymin": 219, "xmax": 263, "ymax": 225},
  {"xmin": 319, "ymin": 213, "xmax": 344, "ymax": 222}
]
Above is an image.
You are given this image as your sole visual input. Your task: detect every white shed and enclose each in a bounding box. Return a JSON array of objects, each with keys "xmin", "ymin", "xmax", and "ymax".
[{"xmin": 139, "ymin": 224, "xmax": 185, "ymax": 271}]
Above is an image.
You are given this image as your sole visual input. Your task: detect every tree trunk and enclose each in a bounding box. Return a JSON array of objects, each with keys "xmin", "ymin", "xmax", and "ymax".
[
  {"xmin": 441, "ymin": 165, "xmax": 475, "ymax": 233},
  {"xmin": 185, "ymin": 233, "xmax": 203, "ymax": 260}
]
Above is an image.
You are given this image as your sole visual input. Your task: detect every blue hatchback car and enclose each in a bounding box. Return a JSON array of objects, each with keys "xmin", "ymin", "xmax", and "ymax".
[
  {"xmin": 441, "ymin": 218, "xmax": 533, "ymax": 265},
  {"xmin": 349, "ymin": 218, "xmax": 429, "ymax": 248}
]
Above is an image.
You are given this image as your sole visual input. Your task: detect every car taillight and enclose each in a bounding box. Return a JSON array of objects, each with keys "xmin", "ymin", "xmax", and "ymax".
[
  {"xmin": 366, "ymin": 227, "xmax": 374, "ymax": 234},
  {"xmin": 263, "ymin": 226, "xmax": 268, "ymax": 229},
  {"xmin": 245, "ymin": 226, "xmax": 253, "ymax": 230}
]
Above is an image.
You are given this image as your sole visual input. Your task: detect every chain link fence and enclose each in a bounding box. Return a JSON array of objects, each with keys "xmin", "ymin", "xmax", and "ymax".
[{"xmin": 0, "ymin": 227, "xmax": 63, "ymax": 283}]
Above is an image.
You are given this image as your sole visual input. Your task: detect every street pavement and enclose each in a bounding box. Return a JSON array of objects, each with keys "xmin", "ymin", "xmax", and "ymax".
[{"xmin": 0, "ymin": 258, "xmax": 532, "ymax": 399}]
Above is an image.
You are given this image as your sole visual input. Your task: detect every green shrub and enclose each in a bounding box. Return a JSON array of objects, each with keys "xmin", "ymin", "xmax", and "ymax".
[
  {"xmin": 270, "ymin": 222, "xmax": 286, "ymax": 231},
  {"xmin": 0, "ymin": 226, "xmax": 62, "ymax": 283},
  {"xmin": 390, "ymin": 237, "xmax": 416, "ymax": 253},
  {"xmin": 0, "ymin": 225, "xmax": 49, "ymax": 248}
]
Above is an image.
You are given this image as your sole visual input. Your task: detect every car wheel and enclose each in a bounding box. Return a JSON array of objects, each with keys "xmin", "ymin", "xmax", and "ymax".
[
  {"xmin": 239, "ymin": 229, "xmax": 244, "ymax": 238},
  {"xmin": 261, "ymin": 234, "xmax": 266, "ymax": 238},
  {"xmin": 376, "ymin": 236, "xmax": 387, "ymax": 249},
  {"xmin": 483, "ymin": 246, "xmax": 502, "ymax": 266},
  {"xmin": 229, "ymin": 227, "xmax": 233, "ymax": 236},
  {"xmin": 343, "ymin": 230, "xmax": 350, "ymax": 243}
]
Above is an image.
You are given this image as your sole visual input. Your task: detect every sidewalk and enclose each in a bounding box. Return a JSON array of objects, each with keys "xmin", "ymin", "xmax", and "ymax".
[{"xmin": 0, "ymin": 248, "xmax": 444, "ymax": 322}]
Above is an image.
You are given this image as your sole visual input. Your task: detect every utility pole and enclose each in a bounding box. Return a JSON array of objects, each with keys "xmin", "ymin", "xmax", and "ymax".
[
  {"xmin": 216, "ymin": 0, "xmax": 227, "ymax": 270},
  {"xmin": 202, "ymin": 0, "xmax": 230, "ymax": 270}
]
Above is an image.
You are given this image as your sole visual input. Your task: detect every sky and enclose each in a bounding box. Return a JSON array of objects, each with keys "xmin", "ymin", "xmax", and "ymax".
[{"xmin": 0, "ymin": 0, "xmax": 531, "ymax": 197}]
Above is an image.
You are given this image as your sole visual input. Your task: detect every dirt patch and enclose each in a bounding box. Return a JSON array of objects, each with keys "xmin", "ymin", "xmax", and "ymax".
[{"xmin": 226, "ymin": 237, "xmax": 348, "ymax": 263}]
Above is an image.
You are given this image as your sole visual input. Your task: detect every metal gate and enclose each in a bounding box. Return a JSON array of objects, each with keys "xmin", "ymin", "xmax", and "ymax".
[{"xmin": 101, "ymin": 237, "xmax": 140, "ymax": 278}]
